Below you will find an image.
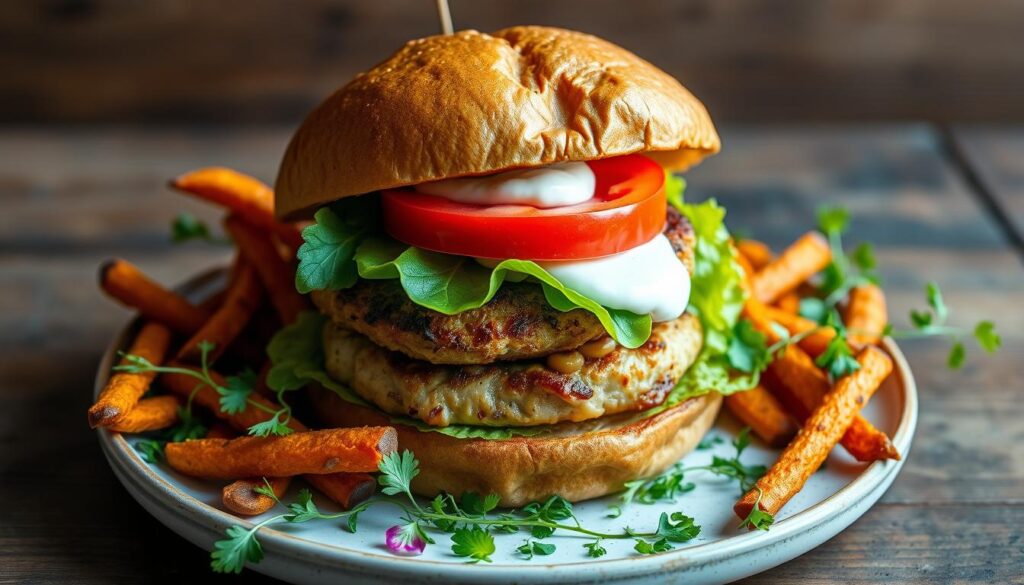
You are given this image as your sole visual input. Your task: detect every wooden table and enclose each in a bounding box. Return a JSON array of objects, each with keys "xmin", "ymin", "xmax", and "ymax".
[{"xmin": 2, "ymin": 125, "xmax": 1021, "ymax": 583}]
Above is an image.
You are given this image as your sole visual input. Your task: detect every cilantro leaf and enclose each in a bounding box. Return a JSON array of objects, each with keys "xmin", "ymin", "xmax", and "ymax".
[
  {"xmin": 247, "ymin": 414, "xmax": 293, "ymax": 438},
  {"xmin": 817, "ymin": 207, "xmax": 850, "ymax": 235},
  {"xmin": 974, "ymin": 321, "xmax": 1001, "ymax": 353},
  {"xmin": 210, "ymin": 525, "xmax": 263, "ymax": 574},
  {"xmin": 168, "ymin": 407, "xmax": 206, "ymax": 442},
  {"xmin": 656, "ymin": 512, "xmax": 701, "ymax": 542},
  {"xmin": 295, "ymin": 207, "xmax": 369, "ymax": 293},
  {"xmin": 738, "ymin": 488, "xmax": 775, "ymax": 531},
  {"xmin": 378, "ymin": 450, "xmax": 419, "ymax": 497},
  {"xmin": 584, "ymin": 540, "xmax": 607, "ymax": 558},
  {"xmin": 815, "ymin": 335, "xmax": 861, "ymax": 379},
  {"xmin": 634, "ymin": 538, "xmax": 673, "ymax": 554},
  {"xmin": 947, "ymin": 342, "xmax": 966, "ymax": 369},
  {"xmin": 851, "ymin": 242, "xmax": 876, "ymax": 272},
  {"xmin": 517, "ymin": 540, "xmax": 555, "ymax": 559},
  {"xmin": 726, "ymin": 319, "xmax": 769, "ymax": 374},
  {"xmin": 285, "ymin": 489, "xmax": 324, "ymax": 523},
  {"xmin": 450, "ymin": 526, "xmax": 495, "ymax": 563},
  {"xmin": 927, "ymin": 282, "xmax": 948, "ymax": 323},
  {"xmin": 219, "ymin": 369, "xmax": 256, "ymax": 415},
  {"xmin": 134, "ymin": 439, "xmax": 163, "ymax": 463},
  {"xmin": 460, "ymin": 491, "xmax": 500, "ymax": 516},
  {"xmin": 697, "ymin": 435, "xmax": 725, "ymax": 450}
]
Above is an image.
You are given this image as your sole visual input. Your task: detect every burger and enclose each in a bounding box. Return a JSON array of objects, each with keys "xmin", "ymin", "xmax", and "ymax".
[{"xmin": 269, "ymin": 26, "xmax": 749, "ymax": 506}]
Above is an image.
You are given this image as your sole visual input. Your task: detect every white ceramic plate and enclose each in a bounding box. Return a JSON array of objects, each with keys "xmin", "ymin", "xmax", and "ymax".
[{"xmin": 96, "ymin": 270, "xmax": 917, "ymax": 584}]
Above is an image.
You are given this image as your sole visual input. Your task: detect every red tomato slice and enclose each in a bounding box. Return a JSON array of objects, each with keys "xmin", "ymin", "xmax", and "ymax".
[{"xmin": 380, "ymin": 154, "xmax": 666, "ymax": 260}]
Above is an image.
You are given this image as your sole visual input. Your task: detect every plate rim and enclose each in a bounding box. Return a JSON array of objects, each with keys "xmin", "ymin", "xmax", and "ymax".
[{"xmin": 95, "ymin": 267, "xmax": 918, "ymax": 581}]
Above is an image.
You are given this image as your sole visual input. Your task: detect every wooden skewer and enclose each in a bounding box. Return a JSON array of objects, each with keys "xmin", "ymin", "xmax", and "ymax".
[{"xmin": 435, "ymin": 0, "xmax": 453, "ymax": 35}]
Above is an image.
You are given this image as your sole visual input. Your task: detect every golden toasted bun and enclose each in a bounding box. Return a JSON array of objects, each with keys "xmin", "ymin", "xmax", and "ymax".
[
  {"xmin": 309, "ymin": 386, "xmax": 722, "ymax": 507},
  {"xmin": 276, "ymin": 26, "xmax": 720, "ymax": 218}
]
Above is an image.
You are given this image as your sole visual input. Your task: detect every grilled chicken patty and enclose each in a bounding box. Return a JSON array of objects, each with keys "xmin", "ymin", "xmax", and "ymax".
[
  {"xmin": 322, "ymin": 313, "xmax": 702, "ymax": 427},
  {"xmin": 312, "ymin": 206, "xmax": 696, "ymax": 365}
]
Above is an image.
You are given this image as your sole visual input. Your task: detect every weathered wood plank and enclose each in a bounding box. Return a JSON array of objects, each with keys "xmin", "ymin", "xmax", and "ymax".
[
  {"xmin": 3, "ymin": 1, "xmax": 1024, "ymax": 124},
  {"xmin": 952, "ymin": 126, "xmax": 1024, "ymax": 246}
]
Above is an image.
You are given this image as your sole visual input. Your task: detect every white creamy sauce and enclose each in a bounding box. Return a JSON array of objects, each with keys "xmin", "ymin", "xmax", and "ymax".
[
  {"xmin": 537, "ymin": 234, "xmax": 690, "ymax": 322},
  {"xmin": 414, "ymin": 161, "xmax": 596, "ymax": 208}
]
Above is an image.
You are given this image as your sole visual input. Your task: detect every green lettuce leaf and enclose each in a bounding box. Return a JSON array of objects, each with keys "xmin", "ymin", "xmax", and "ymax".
[
  {"xmin": 354, "ymin": 238, "xmax": 652, "ymax": 348},
  {"xmin": 661, "ymin": 173, "xmax": 757, "ymax": 403}
]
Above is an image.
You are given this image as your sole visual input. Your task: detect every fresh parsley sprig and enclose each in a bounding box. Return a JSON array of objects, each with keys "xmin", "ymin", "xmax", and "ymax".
[
  {"xmin": 737, "ymin": 488, "xmax": 774, "ymax": 531},
  {"xmin": 210, "ymin": 451, "xmax": 704, "ymax": 572},
  {"xmin": 115, "ymin": 341, "xmax": 294, "ymax": 437}
]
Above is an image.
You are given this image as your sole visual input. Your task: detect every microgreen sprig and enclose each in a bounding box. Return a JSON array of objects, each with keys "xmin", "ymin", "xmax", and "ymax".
[
  {"xmin": 115, "ymin": 341, "xmax": 294, "ymax": 437},
  {"xmin": 613, "ymin": 427, "xmax": 767, "ymax": 515}
]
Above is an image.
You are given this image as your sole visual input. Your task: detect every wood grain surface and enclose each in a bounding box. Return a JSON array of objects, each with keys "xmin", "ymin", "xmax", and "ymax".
[
  {"xmin": 3, "ymin": 0, "xmax": 1024, "ymax": 124},
  {"xmin": 1, "ymin": 126, "xmax": 1021, "ymax": 584}
]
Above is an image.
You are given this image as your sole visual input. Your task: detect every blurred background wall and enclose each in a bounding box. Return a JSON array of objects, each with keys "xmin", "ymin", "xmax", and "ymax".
[{"xmin": 2, "ymin": 0, "xmax": 1023, "ymax": 125}]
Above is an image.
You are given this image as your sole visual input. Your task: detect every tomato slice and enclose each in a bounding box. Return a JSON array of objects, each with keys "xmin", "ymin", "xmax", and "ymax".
[{"xmin": 380, "ymin": 154, "xmax": 666, "ymax": 260}]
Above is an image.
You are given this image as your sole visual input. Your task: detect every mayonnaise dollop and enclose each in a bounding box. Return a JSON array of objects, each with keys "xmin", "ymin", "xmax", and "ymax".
[
  {"xmin": 414, "ymin": 161, "xmax": 595, "ymax": 208},
  {"xmin": 537, "ymin": 235, "xmax": 690, "ymax": 322}
]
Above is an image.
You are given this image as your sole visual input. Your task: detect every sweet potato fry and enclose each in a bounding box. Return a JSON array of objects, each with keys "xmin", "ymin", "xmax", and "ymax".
[
  {"xmin": 165, "ymin": 427, "xmax": 398, "ymax": 479},
  {"xmin": 223, "ymin": 214, "xmax": 309, "ymax": 325},
  {"xmin": 774, "ymin": 292, "xmax": 800, "ymax": 314},
  {"xmin": 99, "ymin": 259, "xmax": 210, "ymax": 335},
  {"xmin": 89, "ymin": 322, "xmax": 173, "ymax": 428},
  {"xmin": 159, "ymin": 368, "xmax": 307, "ymax": 433},
  {"xmin": 751, "ymin": 232, "xmax": 831, "ymax": 304},
  {"xmin": 176, "ymin": 260, "xmax": 264, "ymax": 364},
  {"xmin": 724, "ymin": 385, "xmax": 797, "ymax": 447},
  {"xmin": 737, "ymin": 239, "xmax": 773, "ymax": 271},
  {"xmin": 104, "ymin": 395, "xmax": 181, "ymax": 433},
  {"xmin": 305, "ymin": 473, "xmax": 377, "ymax": 509},
  {"xmin": 735, "ymin": 347, "xmax": 893, "ymax": 521},
  {"xmin": 205, "ymin": 422, "xmax": 237, "ymax": 440},
  {"xmin": 170, "ymin": 167, "xmax": 303, "ymax": 249},
  {"xmin": 844, "ymin": 284, "xmax": 889, "ymax": 348},
  {"xmin": 745, "ymin": 301, "xmax": 899, "ymax": 462},
  {"xmin": 759, "ymin": 303, "xmax": 837, "ymax": 359},
  {"xmin": 222, "ymin": 476, "xmax": 292, "ymax": 516}
]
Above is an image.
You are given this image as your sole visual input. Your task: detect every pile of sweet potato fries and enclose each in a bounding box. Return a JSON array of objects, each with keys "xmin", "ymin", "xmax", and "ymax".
[
  {"xmin": 89, "ymin": 168, "xmax": 396, "ymax": 516},
  {"xmin": 728, "ymin": 234, "xmax": 896, "ymax": 523}
]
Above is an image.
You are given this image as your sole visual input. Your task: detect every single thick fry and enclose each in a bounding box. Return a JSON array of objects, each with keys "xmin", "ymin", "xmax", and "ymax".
[
  {"xmin": 745, "ymin": 301, "xmax": 899, "ymax": 462},
  {"xmin": 170, "ymin": 167, "xmax": 303, "ymax": 249},
  {"xmin": 735, "ymin": 347, "xmax": 894, "ymax": 520},
  {"xmin": 105, "ymin": 395, "xmax": 181, "ymax": 433},
  {"xmin": 99, "ymin": 259, "xmax": 210, "ymax": 335},
  {"xmin": 844, "ymin": 284, "xmax": 889, "ymax": 348},
  {"xmin": 165, "ymin": 427, "xmax": 398, "ymax": 479},
  {"xmin": 724, "ymin": 385, "xmax": 797, "ymax": 447},
  {"xmin": 176, "ymin": 260, "xmax": 264, "ymax": 364},
  {"xmin": 774, "ymin": 292, "xmax": 801, "ymax": 314},
  {"xmin": 159, "ymin": 368, "xmax": 307, "ymax": 433},
  {"xmin": 737, "ymin": 239, "xmax": 773, "ymax": 271},
  {"xmin": 224, "ymin": 214, "xmax": 309, "ymax": 325},
  {"xmin": 222, "ymin": 476, "xmax": 292, "ymax": 516},
  {"xmin": 89, "ymin": 322, "xmax": 173, "ymax": 427},
  {"xmin": 751, "ymin": 232, "xmax": 831, "ymax": 304},
  {"xmin": 305, "ymin": 473, "xmax": 377, "ymax": 509}
]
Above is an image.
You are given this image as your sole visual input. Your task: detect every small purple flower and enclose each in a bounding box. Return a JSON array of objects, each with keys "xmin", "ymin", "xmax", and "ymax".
[{"xmin": 386, "ymin": 523, "xmax": 427, "ymax": 556}]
